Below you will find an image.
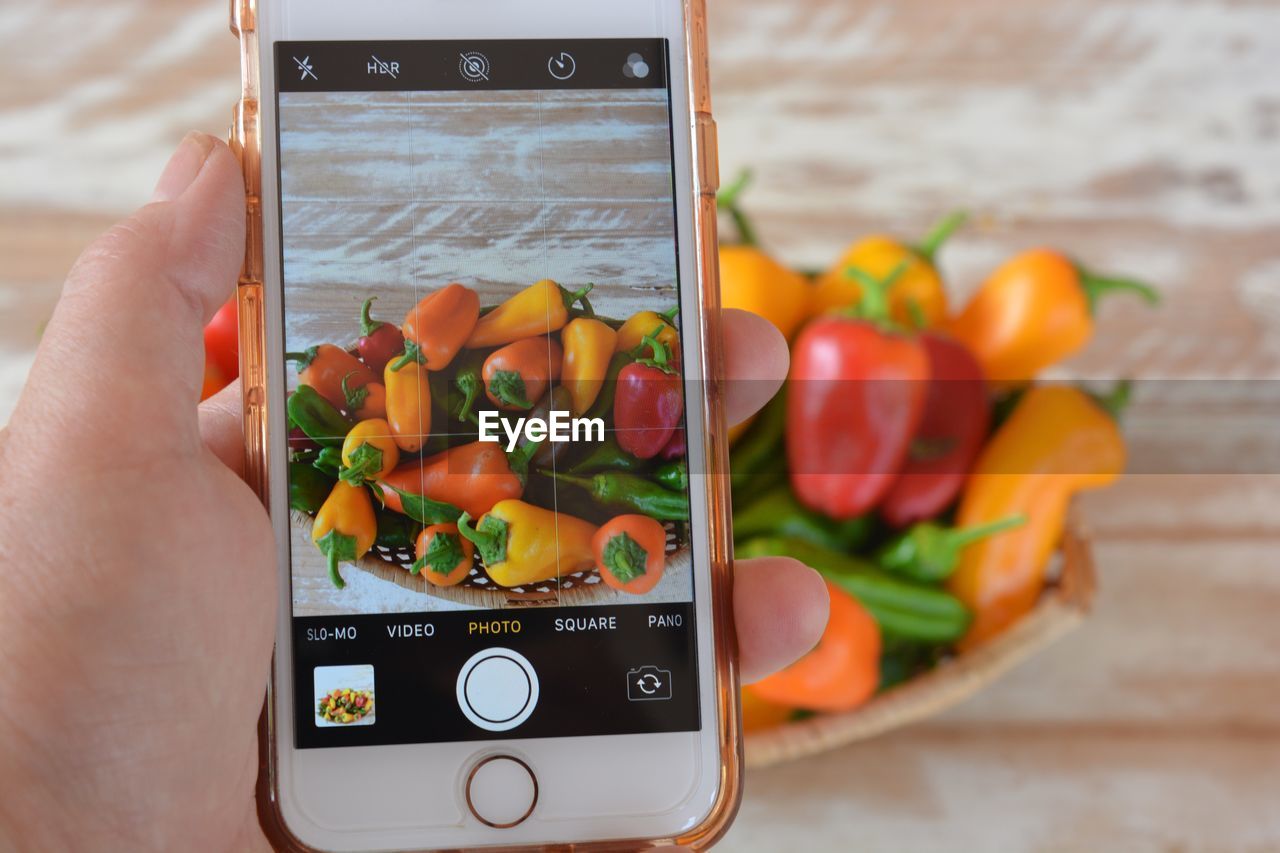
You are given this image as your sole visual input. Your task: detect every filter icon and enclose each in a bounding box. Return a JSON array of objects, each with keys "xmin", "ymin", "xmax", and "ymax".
[{"xmin": 622, "ymin": 52, "xmax": 650, "ymax": 80}]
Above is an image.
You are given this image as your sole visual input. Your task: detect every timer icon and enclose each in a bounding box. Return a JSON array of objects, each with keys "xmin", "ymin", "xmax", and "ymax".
[{"xmin": 548, "ymin": 51, "xmax": 576, "ymax": 81}]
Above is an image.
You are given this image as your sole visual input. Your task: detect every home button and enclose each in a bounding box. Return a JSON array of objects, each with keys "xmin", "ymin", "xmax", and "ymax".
[{"xmin": 465, "ymin": 755, "xmax": 538, "ymax": 829}]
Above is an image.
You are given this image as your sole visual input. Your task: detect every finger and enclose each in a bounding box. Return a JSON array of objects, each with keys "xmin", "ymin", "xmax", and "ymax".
[
  {"xmin": 15, "ymin": 133, "xmax": 244, "ymax": 455},
  {"xmin": 722, "ymin": 308, "xmax": 789, "ymax": 427},
  {"xmin": 199, "ymin": 379, "xmax": 245, "ymax": 476},
  {"xmin": 735, "ymin": 556, "xmax": 829, "ymax": 683}
]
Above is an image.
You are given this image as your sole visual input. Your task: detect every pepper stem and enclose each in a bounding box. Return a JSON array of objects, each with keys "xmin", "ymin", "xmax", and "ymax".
[
  {"xmin": 285, "ymin": 347, "xmax": 318, "ymax": 369},
  {"xmin": 946, "ymin": 514, "xmax": 1027, "ymax": 549},
  {"xmin": 636, "ymin": 327, "xmax": 673, "ymax": 371},
  {"xmin": 1077, "ymin": 267, "xmax": 1160, "ymax": 315},
  {"xmin": 660, "ymin": 305, "xmax": 680, "ymax": 322},
  {"xmin": 505, "ymin": 436, "xmax": 544, "ymax": 484},
  {"xmin": 388, "ymin": 340, "xmax": 425, "ymax": 372},
  {"xmin": 359, "ymin": 297, "xmax": 383, "ymax": 336},
  {"xmin": 912, "ymin": 210, "xmax": 969, "ymax": 264},
  {"xmin": 455, "ymin": 370, "xmax": 482, "ymax": 425},
  {"xmin": 844, "ymin": 261, "xmax": 909, "ymax": 326},
  {"xmin": 716, "ymin": 169, "xmax": 760, "ymax": 247},
  {"xmin": 560, "ymin": 283, "xmax": 596, "ymax": 311},
  {"xmin": 456, "ymin": 512, "xmax": 508, "ymax": 567},
  {"xmin": 1090, "ymin": 380, "xmax": 1133, "ymax": 422}
]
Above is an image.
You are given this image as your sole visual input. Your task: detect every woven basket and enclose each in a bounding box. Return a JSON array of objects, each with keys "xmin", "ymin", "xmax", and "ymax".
[{"xmin": 743, "ymin": 520, "xmax": 1096, "ymax": 767}]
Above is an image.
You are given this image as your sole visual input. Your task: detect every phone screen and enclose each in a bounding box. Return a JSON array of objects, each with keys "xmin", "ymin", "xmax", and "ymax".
[{"xmin": 274, "ymin": 39, "xmax": 700, "ymax": 748}]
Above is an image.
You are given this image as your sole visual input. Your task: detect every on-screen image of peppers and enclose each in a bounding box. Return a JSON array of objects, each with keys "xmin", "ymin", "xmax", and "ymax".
[
  {"xmin": 551, "ymin": 471, "xmax": 689, "ymax": 521},
  {"xmin": 879, "ymin": 333, "xmax": 991, "ymax": 527},
  {"xmin": 482, "ymin": 337, "xmax": 563, "ymax": 410},
  {"xmin": 813, "ymin": 210, "xmax": 968, "ymax": 328},
  {"xmin": 750, "ymin": 582, "xmax": 882, "ymax": 713},
  {"xmin": 737, "ymin": 537, "xmax": 971, "ymax": 644},
  {"xmin": 457, "ymin": 500, "xmax": 598, "ymax": 587},
  {"xmin": 561, "ymin": 317, "xmax": 618, "ymax": 414},
  {"xmin": 378, "ymin": 440, "xmax": 536, "ymax": 520},
  {"xmin": 947, "ymin": 386, "xmax": 1125, "ymax": 649},
  {"xmin": 652, "ymin": 459, "xmax": 688, "ymax": 492},
  {"xmin": 465, "ymin": 279, "xmax": 594, "ymax": 348},
  {"xmin": 374, "ymin": 509, "xmax": 419, "ymax": 550},
  {"xmin": 787, "ymin": 265, "xmax": 929, "ymax": 519},
  {"xmin": 312, "ymin": 481, "xmax": 377, "ymax": 589},
  {"xmin": 287, "ymin": 384, "xmax": 352, "ymax": 447},
  {"xmin": 583, "ymin": 351, "xmax": 634, "ymax": 423},
  {"xmin": 947, "ymin": 248, "xmax": 1159, "ymax": 383},
  {"xmin": 339, "ymin": 419, "xmax": 400, "ymax": 486},
  {"xmin": 613, "ymin": 329, "xmax": 684, "ymax": 459},
  {"xmin": 383, "ymin": 347, "xmax": 431, "ymax": 453},
  {"xmin": 411, "ymin": 523, "xmax": 474, "ymax": 586},
  {"xmin": 615, "ymin": 306, "xmax": 679, "ymax": 354},
  {"xmin": 876, "ymin": 515, "xmax": 1027, "ymax": 584},
  {"xmin": 287, "ymin": 344, "xmax": 376, "ymax": 412},
  {"xmin": 592, "ymin": 514, "xmax": 668, "ymax": 594},
  {"xmin": 566, "ymin": 435, "xmax": 648, "ymax": 475},
  {"xmin": 733, "ymin": 485, "xmax": 873, "ymax": 552},
  {"xmin": 522, "ymin": 386, "xmax": 574, "ymax": 468},
  {"xmin": 355, "ymin": 297, "xmax": 405, "ymax": 375},
  {"xmin": 403, "ymin": 283, "xmax": 480, "ymax": 369},
  {"xmin": 342, "ymin": 372, "xmax": 387, "ymax": 421},
  {"xmin": 289, "ymin": 461, "xmax": 335, "ymax": 514},
  {"xmin": 312, "ymin": 446, "xmax": 344, "ymax": 477}
]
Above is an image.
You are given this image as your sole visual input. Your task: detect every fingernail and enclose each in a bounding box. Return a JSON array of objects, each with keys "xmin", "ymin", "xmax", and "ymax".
[{"xmin": 151, "ymin": 131, "xmax": 217, "ymax": 202}]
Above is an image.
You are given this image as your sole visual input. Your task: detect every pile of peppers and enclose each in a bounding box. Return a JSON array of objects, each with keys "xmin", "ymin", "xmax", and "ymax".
[
  {"xmin": 718, "ymin": 171, "xmax": 1156, "ymax": 724},
  {"xmin": 286, "ymin": 284, "xmax": 692, "ymax": 597}
]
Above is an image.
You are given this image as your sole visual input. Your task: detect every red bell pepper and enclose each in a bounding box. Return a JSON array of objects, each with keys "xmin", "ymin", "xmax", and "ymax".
[
  {"xmin": 356, "ymin": 297, "xmax": 405, "ymax": 375},
  {"xmin": 613, "ymin": 330, "xmax": 683, "ymax": 460},
  {"xmin": 880, "ymin": 333, "xmax": 990, "ymax": 527},
  {"xmin": 786, "ymin": 264, "xmax": 929, "ymax": 519}
]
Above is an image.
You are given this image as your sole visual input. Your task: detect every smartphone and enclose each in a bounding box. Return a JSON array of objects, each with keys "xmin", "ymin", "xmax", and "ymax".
[{"xmin": 230, "ymin": 0, "xmax": 737, "ymax": 849}]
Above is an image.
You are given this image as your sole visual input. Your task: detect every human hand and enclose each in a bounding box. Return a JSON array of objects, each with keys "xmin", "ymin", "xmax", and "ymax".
[{"xmin": 0, "ymin": 134, "xmax": 826, "ymax": 850}]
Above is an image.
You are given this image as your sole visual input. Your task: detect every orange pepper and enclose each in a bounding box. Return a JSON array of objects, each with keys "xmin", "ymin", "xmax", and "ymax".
[
  {"xmin": 411, "ymin": 523, "xmax": 474, "ymax": 587},
  {"xmin": 287, "ymin": 344, "xmax": 376, "ymax": 411},
  {"xmin": 378, "ymin": 440, "xmax": 536, "ymax": 520},
  {"xmin": 812, "ymin": 212, "xmax": 967, "ymax": 328},
  {"xmin": 614, "ymin": 308, "xmax": 679, "ymax": 354},
  {"xmin": 718, "ymin": 245, "xmax": 812, "ymax": 339},
  {"xmin": 946, "ymin": 248, "xmax": 1158, "ymax": 383},
  {"xmin": 751, "ymin": 582, "xmax": 880, "ymax": 712},
  {"xmin": 383, "ymin": 354, "xmax": 431, "ymax": 453},
  {"xmin": 948, "ymin": 386, "xmax": 1126, "ymax": 650},
  {"xmin": 311, "ymin": 481, "xmax": 377, "ymax": 590},
  {"xmin": 560, "ymin": 317, "xmax": 618, "ymax": 415},
  {"xmin": 592, "ymin": 514, "xmax": 667, "ymax": 595},
  {"xmin": 341, "ymin": 373, "xmax": 386, "ymax": 420},
  {"xmin": 482, "ymin": 337, "xmax": 563, "ymax": 411},
  {"xmin": 402, "ymin": 283, "xmax": 480, "ymax": 370},
  {"xmin": 740, "ymin": 686, "xmax": 793, "ymax": 733},
  {"xmin": 465, "ymin": 279, "xmax": 594, "ymax": 349}
]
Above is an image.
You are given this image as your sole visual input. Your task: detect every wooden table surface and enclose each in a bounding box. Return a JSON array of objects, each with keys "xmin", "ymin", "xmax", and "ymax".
[{"xmin": 2, "ymin": 2, "xmax": 1278, "ymax": 850}]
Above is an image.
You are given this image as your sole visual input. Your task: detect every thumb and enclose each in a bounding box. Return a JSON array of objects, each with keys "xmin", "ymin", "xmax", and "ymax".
[{"xmin": 15, "ymin": 133, "xmax": 245, "ymax": 458}]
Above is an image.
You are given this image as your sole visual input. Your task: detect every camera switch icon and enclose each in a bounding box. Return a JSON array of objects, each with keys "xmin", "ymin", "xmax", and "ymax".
[{"xmin": 627, "ymin": 665, "xmax": 672, "ymax": 701}]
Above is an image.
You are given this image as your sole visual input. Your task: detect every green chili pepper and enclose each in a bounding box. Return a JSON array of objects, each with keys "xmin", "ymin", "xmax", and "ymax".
[
  {"xmin": 568, "ymin": 435, "xmax": 648, "ymax": 475},
  {"xmin": 289, "ymin": 462, "xmax": 334, "ymax": 514},
  {"xmin": 878, "ymin": 639, "xmax": 947, "ymax": 691},
  {"xmin": 653, "ymin": 459, "xmax": 688, "ymax": 492},
  {"xmin": 733, "ymin": 485, "xmax": 873, "ymax": 551},
  {"xmin": 313, "ymin": 446, "xmax": 344, "ymax": 477},
  {"xmin": 287, "ymin": 384, "xmax": 351, "ymax": 447},
  {"xmin": 737, "ymin": 537, "xmax": 971, "ymax": 643},
  {"xmin": 729, "ymin": 387, "xmax": 786, "ymax": 502},
  {"xmin": 876, "ymin": 515, "xmax": 1027, "ymax": 583},
  {"xmin": 584, "ymin": 352, "xmax": 634, "ymax": 422},
  {"xmin": 551, "ymin": 471, "xmax": 689, "ymax": 521},
  {"xmin": 374, "ymin": 509, "xmax": 420, "ymax": 550}
]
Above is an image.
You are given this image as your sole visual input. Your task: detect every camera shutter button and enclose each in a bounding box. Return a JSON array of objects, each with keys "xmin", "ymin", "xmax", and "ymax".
[{"xmin": 456, "ymin": 648, "xmax": 539, "ymax": 732}]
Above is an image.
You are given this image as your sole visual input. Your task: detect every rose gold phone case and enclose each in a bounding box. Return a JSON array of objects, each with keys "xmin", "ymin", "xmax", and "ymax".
[{"xmin": 231, "ymin": 0, "xmax": 740, "ymax": 847}]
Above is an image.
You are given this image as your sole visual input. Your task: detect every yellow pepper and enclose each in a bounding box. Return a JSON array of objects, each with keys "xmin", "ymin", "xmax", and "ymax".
[
  {"xmin": 339, "ymin": 419, "xmax": 400, "ymax": 486},
  {"xmin": 560, "ymin": 317, "xmax": 618, "ymax": 415},
  {"xmin": 457, "ymin": 500, "xmax": 597, "ymax": 588},
  {"xmin": 312, "ymin": 481, "xmax": 377, "ymax": 590},
  {"xmin": 718, "ymin": 245, "xmax": 812, "ymax": 339},
  {"xmin": 812, "ymin": 211, "xmax": 967, "ymax": 328},
  {"xmin": 948, "ymin": 387, "xmax": 1126, "ymax": 650},
  {"xmin": 615, "ymin": 307, "xmax": 679, "ymax": 354},
  {"xmin": 383, "ymin": 353, "xmax": 431, "ymax": 453},
  {"xmin": 465, "ymin": 279, "xmax": 594, "ymax": 349}
]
